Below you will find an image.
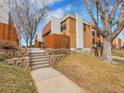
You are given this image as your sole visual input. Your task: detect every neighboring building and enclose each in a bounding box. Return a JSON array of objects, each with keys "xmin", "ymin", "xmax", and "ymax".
[
  {"xmin": 42, "ymin": 17, "xmax": 61, "ymax": 41},
  {"xmin": 112, "ymin": 37, "xmax": 124, "ymax": 49},
  {"xmin": 34, "ymin": 33, "xmax": 44, "ymax": 48},
  {"xmin": 0, "ymin": 0, "xmax": 19, "ymax": 45},
  {"xmin": 42, "ymin": 14, "xmax": 103, "ymax": 50}
]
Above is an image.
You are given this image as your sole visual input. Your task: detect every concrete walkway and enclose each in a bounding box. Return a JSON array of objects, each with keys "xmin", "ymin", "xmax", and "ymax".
[
  {"xmin": 112, "ymin": 56, "xmax": 124, "ymax": 61},
  {"xmin": 31, "ymin": 67, "xmax": 87, "ymax": 93}
]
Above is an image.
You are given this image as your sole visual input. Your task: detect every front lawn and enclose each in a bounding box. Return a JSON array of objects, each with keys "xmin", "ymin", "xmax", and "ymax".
[
  {"xmin": 53, "ymin": 53, "xmax": 124, "ymax": 93},
  {"xmin": 0, "ymin": 64, "xmax": 37, "ymax": 93}
]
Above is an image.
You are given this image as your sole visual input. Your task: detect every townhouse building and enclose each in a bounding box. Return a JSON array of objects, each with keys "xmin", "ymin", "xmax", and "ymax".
[
  {"xmin": 112, "ymin": 37, "xmax": 124, "ymax": 49},
  {"xmin": 42, "ymin": 14, "xmax": 103, "ymax": 50}
]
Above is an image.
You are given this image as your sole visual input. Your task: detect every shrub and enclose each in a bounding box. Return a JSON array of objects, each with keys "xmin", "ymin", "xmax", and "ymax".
[{"xmin": 0, "ymin": 40, "xmax": 18, "ymax": 50}]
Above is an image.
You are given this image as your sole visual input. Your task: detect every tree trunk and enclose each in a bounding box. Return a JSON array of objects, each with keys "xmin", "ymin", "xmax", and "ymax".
[
  {"xmin": 29, "ymin": 39, "xmax": 32, "ymax": 48},
  {"xmin": 29, "ymin": 35, "xmax": 33, "ymax": 48},
  {"xmin": 26, "ymin": 39, "xmax": 28, "ymax": 47},
  {"xmin": 102, "ymin": 39, "xmax": 112, "ymax": 63}
]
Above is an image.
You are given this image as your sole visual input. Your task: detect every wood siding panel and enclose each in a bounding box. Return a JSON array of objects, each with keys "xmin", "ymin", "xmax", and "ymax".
[
  {"xmin": 83, "ymin": 24, "xmax": 92, "ymax": 49},
  {"xmin": 0, "ymin": 22, "xmax": 18, "ymax": 45},
  {"xmin": 66, "ymin": 18, "xmax": 76, "ymax": 48},
  {"xmin": 44, "ymin": 34, "xmax": 70, "ymax": 49}
]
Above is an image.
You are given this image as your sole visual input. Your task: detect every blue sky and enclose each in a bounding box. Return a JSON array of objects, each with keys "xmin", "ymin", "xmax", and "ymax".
[{"xmin": 36, "ymin": 0, "xmax": 124, "ymax": 40}]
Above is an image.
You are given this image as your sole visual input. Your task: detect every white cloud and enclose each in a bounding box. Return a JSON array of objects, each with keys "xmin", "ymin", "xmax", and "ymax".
[
  {"xmin": 49, "ymin": 8, "xmax": 64, "ymax": 18},
  {"xmin": 65, "ymin": 4, "xmax": 72, "ymax": 11},
  {"xmin": 48, "ymin": 0, "xmax": 62, "ymax": 5},
  {"xmin": 31, "ymin": 0, "xmax": 62, "ymax": 7},
  {"xmin": 48, "ymin": 4, "xmax": 73, "ymax": 19}
]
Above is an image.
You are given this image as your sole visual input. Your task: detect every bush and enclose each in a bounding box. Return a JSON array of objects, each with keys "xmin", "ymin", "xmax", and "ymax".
[
  {"xmin": 0, "ymin": 40, "xmax": 18, "ymax": 50},
  {"xmin": 0, "ymin": 54, "xmax": 11, "ymax": 62}
]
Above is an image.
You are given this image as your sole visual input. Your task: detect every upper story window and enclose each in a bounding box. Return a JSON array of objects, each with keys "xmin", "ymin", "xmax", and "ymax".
[
  {"xmin": 83, "ymin": 23, "xmax": 87, "ymax": 31},
  {"xmin": 97, "ymin": 32, "xmax": 100, "ymax": 37},
  {"xmin": 92, "ymin": 29, "xmax": 96, "ymax": 36},
  {"xmin": 61, "ymin": 21, "xmax": 66, "ymax": 33}
]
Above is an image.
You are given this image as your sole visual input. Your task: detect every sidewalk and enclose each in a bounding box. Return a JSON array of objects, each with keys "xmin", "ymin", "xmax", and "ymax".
[
  {"xmin": 31, "ymin": 67, "xmax": 87, "ymax": 93},
  {"xmin": 112, "ymin": 56, "xmax": 124, "ymax": 61}
]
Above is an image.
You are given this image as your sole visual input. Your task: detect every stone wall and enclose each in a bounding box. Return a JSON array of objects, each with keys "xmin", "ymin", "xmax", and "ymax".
[
  {"xmin": 1, "ymin": 57, "xmax": 29, "ymax": 69},
  {"xmin": 48, "ymin": 54, "xmax": 67, "ymax": 65},
  {"xmin": 0, "ymin": 48, "xmax": 28, "ymax": 58},
  {"xmin": 45, "ymin": 49, "xmax": 70, "ymax": 65}
]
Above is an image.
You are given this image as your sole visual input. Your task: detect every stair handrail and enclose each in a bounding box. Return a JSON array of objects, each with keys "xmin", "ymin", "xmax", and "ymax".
[{"xmin": 29, "ymin": 48, "xmax": 33, "ymax": 70}]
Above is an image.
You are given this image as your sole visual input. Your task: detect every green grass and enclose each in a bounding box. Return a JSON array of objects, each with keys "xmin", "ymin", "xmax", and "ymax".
[
  {"xmin": 112, "ymin": 49, "xmax": 124, "ymax": 57},
  {"xmin": 0, "ymin": 55, "xmax": 11, "ymax": 62},
  {"xmin": 0, "ymin": 64, "xmax": 37, "ymax": 93},
  {"xmin": 53, "ymin": 53, "xmax": 124, "ymax": 93}
]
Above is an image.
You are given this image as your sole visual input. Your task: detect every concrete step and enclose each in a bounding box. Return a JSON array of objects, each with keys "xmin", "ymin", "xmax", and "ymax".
[
  {"xmin": 32, "ymin": 64, "xmax": 49, "ymax": 70},
  {"xmin": 29, "ymin": 53, "xmax": 47, "ymax": 57},
  {"xmin": 31, "ymin": 61, "xmax": 49, "ymax": 66},
  {"xmin": 29, "ymin": 50, "xmax": 49, "ymax": 70},
  {"xmin": 28, "ymin": 48, "xmax": 45, "ymax": 53},
  {"xmin": 29, "ymin": 56, "xmax": 48, "ymax": 59},
  {"xmin": 30, "ymin": 58, "xmax": 49, "ymax": 62},
  {"xmin": 29, "ymin": 51, "xmax": 46, "ymax": 54}
]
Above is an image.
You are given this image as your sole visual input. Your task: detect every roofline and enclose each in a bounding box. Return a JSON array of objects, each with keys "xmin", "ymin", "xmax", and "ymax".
[
  {"xmin": 61, "ymin": 14, "xmax": 91, "ymax": 25},
  {"xmin": 61, "ymin": 14, "xmax": 76, "ymax": 22}
]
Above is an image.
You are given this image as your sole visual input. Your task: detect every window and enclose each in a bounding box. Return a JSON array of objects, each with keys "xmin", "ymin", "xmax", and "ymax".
[
  {"xmin": 93, "ymin": 38, "xmax": 95, "ymax": 44},
  {"xmin": 97, "ymin": 32, "xmax": 100, "ymax": 37},
  {"xmin": 92, "ymin": 29, "xmax": 96, "ymax": 36},
  {"xmin": 83, "ymin": 23, "xmax": 87, "ymax": 31},
  {"xmin": 61, "ymin": 21, "xmax": 66, "ymax": 32}
]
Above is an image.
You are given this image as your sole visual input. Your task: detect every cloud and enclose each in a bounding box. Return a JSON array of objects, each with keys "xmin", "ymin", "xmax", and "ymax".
[
  {"xmin": 49, "ymin": 8, "xmax": 64, "ymax": 18},
  {"xmin": 65, "ymin": 4, "xmax": 72, "ymax": 11},
  {"xmin": 48, "ymin": 0, "xmax": 62, "ymax": 5},
  {"xmin": 49, "ymin": 4, "xmax": 73, "ymax": 19},
  {"xmin": 31, "ymin": 0, "xmax": 62, "ymax": 7}
]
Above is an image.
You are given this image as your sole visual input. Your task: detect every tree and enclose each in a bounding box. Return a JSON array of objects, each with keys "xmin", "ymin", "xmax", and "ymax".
[
  {"xmin": 9, "ymin": 0, "xmax": 48, "ymax": 47},
  {"xmin": 82, "ymin": 0, "xmax": 124, "ymax": 63}
]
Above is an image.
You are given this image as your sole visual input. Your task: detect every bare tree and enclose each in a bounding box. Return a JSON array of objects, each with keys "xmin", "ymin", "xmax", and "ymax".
[
  {"xmin": 9, "ymin": 0, "xmax": 48, "ymax": 47},
  {"xmin": 82, "ymin": 0, "xmax": 124, "ymax": 63}
]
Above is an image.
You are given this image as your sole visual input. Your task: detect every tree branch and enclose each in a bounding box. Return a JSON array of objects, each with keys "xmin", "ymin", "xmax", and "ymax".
[
  {"xmin": 112, "ymin": 0, "xmax": 124, "ymax": 40},
  {"xmin": 95, "ymin": 0, "xmax": 105, "ymax": 26},
  {"xmin": 110, "ymin": 0, "xmax": 119, "ymax": 20},
  {"xmin": 104, "ymin": 0, "xmax": 109, "ymax": 15},
  {"xmin": 84, "ymin": 0, "xmax": 97, "ymax": 25}
]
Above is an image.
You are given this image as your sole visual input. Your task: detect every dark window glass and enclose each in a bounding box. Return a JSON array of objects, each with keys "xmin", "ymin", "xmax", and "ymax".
[
  {"xmin": 92, "ymin": 29, "xmax": 96, "ymax": 36},
  {"xmin": 83, "ymin": 23, "xmax": 87, "ymax": 31},
  {"xmin": 97, "ymin": 32, "xmax": 100, "ymax": 37},
  {"xmin": 61, "ymin": 21, "xmax": 66, "ymax": 32},
  {"xmin": 93, "ymin": 38, "xmax": 95, "ymax": 44}
]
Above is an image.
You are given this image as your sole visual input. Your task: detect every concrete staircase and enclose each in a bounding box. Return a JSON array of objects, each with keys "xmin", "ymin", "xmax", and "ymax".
[{"xmin": 29, "ymin": 48, "xmax": 49, "ymax": 70}]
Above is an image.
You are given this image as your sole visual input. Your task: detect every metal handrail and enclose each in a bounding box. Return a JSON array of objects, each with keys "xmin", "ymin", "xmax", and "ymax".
[{"xmin": 29, "ymin": 48, "xmax": 33, "ymax": 70}]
